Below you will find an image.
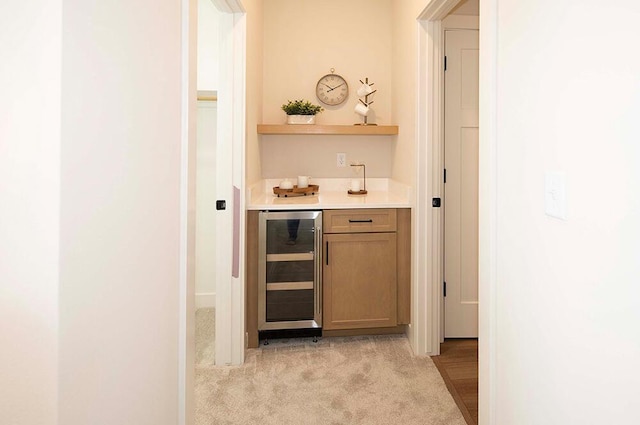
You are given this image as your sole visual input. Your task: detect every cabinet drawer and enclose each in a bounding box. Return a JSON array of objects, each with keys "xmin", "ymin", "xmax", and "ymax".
[{"xmin": 323, "ymin": 209, "xmax": 397, "ymax": 234}]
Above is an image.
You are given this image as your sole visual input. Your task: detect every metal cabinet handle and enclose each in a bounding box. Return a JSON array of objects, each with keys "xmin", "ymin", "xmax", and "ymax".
[
  {"xmin": 349, "ymin": 219, "xmax": 373, "ymax": 223},
  {"xmin": 325, "ymin": 241, "xmax": 329, "ymax": 265}
]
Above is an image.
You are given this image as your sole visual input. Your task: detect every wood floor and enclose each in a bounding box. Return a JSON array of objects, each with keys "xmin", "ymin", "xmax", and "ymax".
[{"xmin": 431, "ymin": 339, "xmax": 478, "ymax": 425}]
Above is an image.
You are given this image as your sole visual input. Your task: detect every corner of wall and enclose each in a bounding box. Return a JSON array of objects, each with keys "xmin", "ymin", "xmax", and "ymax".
[{"xmin": 244, "ymin": 0, "xmax": 264, "ymax": 185}]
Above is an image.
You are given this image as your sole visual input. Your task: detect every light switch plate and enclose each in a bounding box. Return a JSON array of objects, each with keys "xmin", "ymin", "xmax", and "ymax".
[{"xmin": 545, "ymin": 171, "xmax": 567, "ymax": 220}]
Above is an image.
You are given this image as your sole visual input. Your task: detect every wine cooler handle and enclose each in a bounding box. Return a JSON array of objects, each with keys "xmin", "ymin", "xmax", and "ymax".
[{"xmin": 315, "ymin": 226, "xmax": 322, "ymax": 319}]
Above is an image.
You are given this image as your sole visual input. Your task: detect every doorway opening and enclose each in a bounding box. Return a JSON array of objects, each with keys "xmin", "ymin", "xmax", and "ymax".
[
  {"xmin": 415, "ymin": 0, "xmax": 479, "ymax": 356},
  {"xmin": 181, "ymin": 0, "xmax": 247, "ymax": 421},
  {"xmin": 417, "ymin": 0, "xmax": 479, "ymax": 424},
  {"xmin": 441, "ymin": 10, "xmax": 479, "ymax": 425},
  {"xmin": 199, "ymin": 0, "xmax": 246, "ymax": 368},
  {"xmin": 442, "ymin": 16, "xmax": 479, "ymax": 339},
  {"xmin": 194, "ymin": 0, "xmax": 221, "ymax": 370},
  {"xmin": 195, "ymin": 89, "xmax": 218, "ymax": 367}
]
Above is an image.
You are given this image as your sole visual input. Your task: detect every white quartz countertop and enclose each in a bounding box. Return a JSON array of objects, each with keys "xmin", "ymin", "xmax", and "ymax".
[{"xmin": 247, "ymin": 178, "xmax": 412, "ymax": 210}]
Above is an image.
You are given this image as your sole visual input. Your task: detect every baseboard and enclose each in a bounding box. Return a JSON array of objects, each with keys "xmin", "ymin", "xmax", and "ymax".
[
  {"xmin": 196, "ymin": 292, "xmax": 216, "ymax": 309},
  {"xmin": 322, "ymin": 325, "xmax": 407, "ymax": 338}
]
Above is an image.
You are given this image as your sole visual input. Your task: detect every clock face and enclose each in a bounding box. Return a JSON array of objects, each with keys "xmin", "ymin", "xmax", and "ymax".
[{"xmin": 316, "ymin": 73, "xmax": 349, "ymax": 106}]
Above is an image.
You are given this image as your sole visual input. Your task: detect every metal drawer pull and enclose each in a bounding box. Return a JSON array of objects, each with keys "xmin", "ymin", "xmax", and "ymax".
[{"xmin": 349, "ymin": 219, "xmax": 373, "ymax": 223}]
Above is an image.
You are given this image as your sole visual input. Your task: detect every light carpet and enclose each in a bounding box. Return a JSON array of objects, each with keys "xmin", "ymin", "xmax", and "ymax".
[
  {"xmin": 196, "ymin": 307, "xmax": 215, "ymax": 367},
  {"xmin": 195, "ymin": 333, "xmax": 466, "ymax": 425}
]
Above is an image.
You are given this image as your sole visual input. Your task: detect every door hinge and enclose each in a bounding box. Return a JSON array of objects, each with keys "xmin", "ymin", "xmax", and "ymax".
[
  {"xmin": 444, "ymin": 168, "xmax": 447, "ymax": 183},
  {"xmin": 443, "ymin": 281, "xmax": 447, "ymax": 297},
  {"xmin": 444, "ymin": 56, "xmax": 447, "ymax": 71},
  {"xmin": 432, "ymin": 198, "xmax": 441, "ymax": 208}
]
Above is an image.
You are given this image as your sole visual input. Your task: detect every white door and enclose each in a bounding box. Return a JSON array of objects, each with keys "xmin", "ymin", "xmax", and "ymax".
[{"xmin": 444, "ymin": 29, "xmax": 479, "ymax": 338}]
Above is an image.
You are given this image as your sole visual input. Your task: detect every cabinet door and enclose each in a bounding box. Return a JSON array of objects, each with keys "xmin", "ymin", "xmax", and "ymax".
[{"xmin": 323, "ymin": 233, "xmax": 397, "ymax": 330}]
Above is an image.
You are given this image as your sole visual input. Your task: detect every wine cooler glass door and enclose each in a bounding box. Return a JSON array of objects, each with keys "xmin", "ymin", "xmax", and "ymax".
[{"xmin": 258, "ymin": 211, "xmax": 322, "ymax": 330}]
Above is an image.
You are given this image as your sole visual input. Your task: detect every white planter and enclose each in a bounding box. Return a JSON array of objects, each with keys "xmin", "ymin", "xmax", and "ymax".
[{"xmin": 286, "ymin": 115, "xmax": 316, "ymax": 125}]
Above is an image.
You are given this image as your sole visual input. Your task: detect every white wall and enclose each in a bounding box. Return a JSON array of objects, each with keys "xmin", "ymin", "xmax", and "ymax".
[
  {"xmin": 195, "ymin": 0, "xmax": 222, "ymax": 309},
  {"xmin": 2, "ymin": 0, "xmax": 190, "ymax": 423},
  {"xmin": 245, "ymin": 0, "xmax": 264, "ymax": 186},
  {"xmin": 487, "ymin": 0, "xmax": 640, "ymax": 423},
  {"xmin": 260, "ymin": 137, "xmax": 393, "ymax": 179},
  {"xmin": 197, "ymin": 0, "xmax": 220, "ymax": 90},
  {"xmin": 59, "ymin": 0, "xmax": 185, "ymax": 423},
  {"xmin": 196, "ymin": 101, "xmax": 217, "ymax": 308},
  {"xmin": 251, "ymin": 0, "xmax": 425, "ymax": 184},
  {"xmin": 0, "ymin": 1, "xmax": 61, "ymax": 423},
  {"xmin": 260, "ymin": 0, "xmax": 394, "ymax": 180},
  {"xmin": 390, "ymin": 0, "xmax": 426, "ymax": 187},
  {"xmin": 262, "ymin": 0, "xmax": 392, "ymax": 125}
]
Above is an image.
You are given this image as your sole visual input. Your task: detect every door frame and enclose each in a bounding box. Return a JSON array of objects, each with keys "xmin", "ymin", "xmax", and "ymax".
[
  {"xmin": 179, "ymin": 1, "xmax": 197, "ymax": 424},
  {"xmin": 477, "ymin": 1, "xmax": 498, "ymax": 423},
  {"xmin": 417, "ymin": 0, "xmax": 498, "ymax": 423},
  {"xmin": 415, "ymin": 0, "xmax": 460, "ymax": 359}
]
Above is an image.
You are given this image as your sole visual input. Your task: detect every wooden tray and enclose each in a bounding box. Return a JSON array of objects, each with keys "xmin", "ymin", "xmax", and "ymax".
[{"xmin": 273, "ymin": 184, "xmax": 319, "ymax": 197}]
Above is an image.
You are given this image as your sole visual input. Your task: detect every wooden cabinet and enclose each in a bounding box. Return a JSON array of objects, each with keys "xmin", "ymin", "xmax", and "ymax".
[
  {"xmin": 322, "ymin": 208, "xmax": 410, "ymax": 331},
  {"xmin": 246, "ymin": 208, "xmax": 411, "ymax": 347}
]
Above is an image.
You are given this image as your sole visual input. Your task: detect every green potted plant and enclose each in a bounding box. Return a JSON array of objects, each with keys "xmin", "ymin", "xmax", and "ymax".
[{"xmin": 281, "ymin": 99, "xmax": 324, "ymax": 124}]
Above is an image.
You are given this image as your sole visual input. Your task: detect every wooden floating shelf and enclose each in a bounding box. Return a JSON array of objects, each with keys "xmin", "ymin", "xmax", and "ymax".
[{"xmin": 257, "ymin": 124, "xmax": 399, "ymax": 136}]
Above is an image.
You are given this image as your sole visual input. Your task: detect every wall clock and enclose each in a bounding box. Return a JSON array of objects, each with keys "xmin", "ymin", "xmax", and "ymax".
[{"xmin": 316, "ymin": 69, "xmax": 349, "ymax": 106}]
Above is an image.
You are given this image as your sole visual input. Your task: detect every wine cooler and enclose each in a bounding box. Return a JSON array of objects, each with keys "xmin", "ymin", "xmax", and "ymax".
[{"xmin": 258, "ymin": 211, "xmax": 322, "ymax": 332}]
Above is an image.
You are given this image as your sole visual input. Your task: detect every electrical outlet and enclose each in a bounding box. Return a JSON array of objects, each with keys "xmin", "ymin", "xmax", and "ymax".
[{"xmin": 337, "ymin": 153, "xmax": 346, "ymax": 167}]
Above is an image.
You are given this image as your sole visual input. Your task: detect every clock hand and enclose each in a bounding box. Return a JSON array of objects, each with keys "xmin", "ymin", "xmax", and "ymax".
[
  {"xmin": 327, "ymin": 83, "xmax": 345, "ymax": 92},
  {"xmin": 322, "ymin": 83, "xmax": 335, "ymax": 90}
]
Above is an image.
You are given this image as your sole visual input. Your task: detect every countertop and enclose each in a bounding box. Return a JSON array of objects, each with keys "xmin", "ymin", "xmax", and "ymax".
[{"xmin": 246, "ymin": 178, "xmax": 412, "ymax": 210}]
